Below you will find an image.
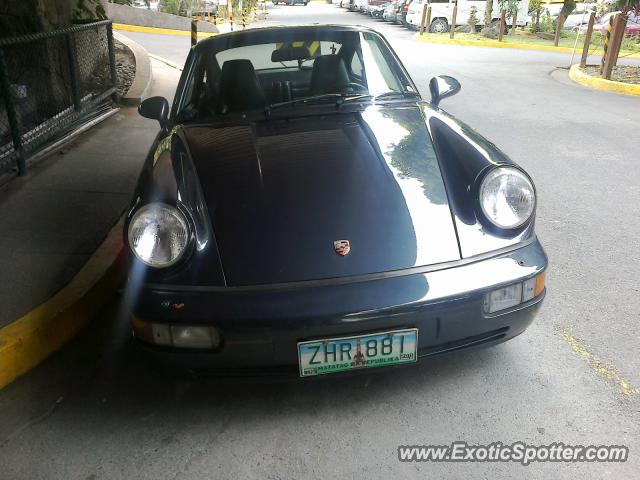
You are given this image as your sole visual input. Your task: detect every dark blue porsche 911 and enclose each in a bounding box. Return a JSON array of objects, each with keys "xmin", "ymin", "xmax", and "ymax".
[{"xmin": 125, "ymin": 25, "xmax": 547, "ymax": 377}]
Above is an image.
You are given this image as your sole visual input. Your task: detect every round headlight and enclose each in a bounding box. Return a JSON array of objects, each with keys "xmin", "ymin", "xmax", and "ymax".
[
  {"xmin": 128, "ymin": 203, "xmax": 189, "ymax": 268},
  {"xmin": 479, "ymin": 167, "xmax": 535, "ymax": 229}
]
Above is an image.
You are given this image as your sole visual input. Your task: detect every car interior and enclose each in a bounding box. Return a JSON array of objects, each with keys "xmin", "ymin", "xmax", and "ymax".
[
  {"xmin": 183, "ymin": 39, "xmax": 370, "ymax": 118},
  {"xmin": 176, "ymin": 30, "xmax": 411, "ymax": 121},
  {"xmin": 217, "ymin": 52, "xmax": 361, "ymax": 115}
]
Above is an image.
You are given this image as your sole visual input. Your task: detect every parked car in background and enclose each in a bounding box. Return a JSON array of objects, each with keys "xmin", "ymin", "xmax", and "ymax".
[
  {"xmin": 406, "ymin": 0, "xmax": 530, "ymax": 33},
  {"xmin": 350, "ymin": 0, "xmax": 366, "ymax": 11},
  {"xmin": 562, "ymin": 4, "xmax": 596, "ymax": 28},
  {"xmin": 578, "ymin": 11, "xmax": 640, "ymax": 36},
  {"xmin": 533, "ymin": 3, "xmax": 597, "ymax": 29},
  {"xmin": 370, "ymin": 1, "xmax": 390, "ymax": 17},
  {"xmin": 366, "ymin": 0, "xmax": 389, "ymax": 15},
  {"xmin": 383, "ymin": 0, "xmax": 402, "ymax": 21},
  {"xmin": 399, "ymin": 0, "xmax": 412, "ymax": 24},
  {"xmin": 405, "ymin": 0, "xmax": 428, "ymax": 30},
  {"xmin": 273, "ymin": 0, "xmax": 309, "ymax": 4},
  {"xmin": 538, "ymin": 2, "xmax": 563, "ymax": 18}
]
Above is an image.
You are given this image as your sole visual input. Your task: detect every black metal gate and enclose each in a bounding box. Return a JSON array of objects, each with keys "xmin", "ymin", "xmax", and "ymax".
[{"xmin": 0, "ymin": 20, "xmax": 117, "ymax": 177}]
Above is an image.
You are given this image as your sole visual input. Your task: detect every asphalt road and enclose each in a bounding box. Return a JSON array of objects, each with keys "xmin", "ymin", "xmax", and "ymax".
[{"xmin": 1, "ymin": 3, "xmax": 639, "ymax": 479}]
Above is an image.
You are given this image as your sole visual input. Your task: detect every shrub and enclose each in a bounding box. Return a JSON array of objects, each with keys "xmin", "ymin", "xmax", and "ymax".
[
  {"xmin": 528, "ymin": 0, "xmax": 542, "ymax": 32},
  {"xmin": 539, "ymin": 11, "xmax": 555, "ymax": 33}
]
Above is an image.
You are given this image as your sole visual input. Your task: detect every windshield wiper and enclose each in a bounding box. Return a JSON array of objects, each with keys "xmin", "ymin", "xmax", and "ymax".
[
  {"xmin": 266, "ymin": 94, "xmax": 349, "ymax": 115},
  {"xmin": 337, "ymin": 91, "xmax": 420, "ymax": 106},
  {"xmin": 371, "ymin": 91, "xmax": 421, "ymax": 101},
  {"xmin": 264, "ymin": 91, "xmax": 421, "ymax": 116}
]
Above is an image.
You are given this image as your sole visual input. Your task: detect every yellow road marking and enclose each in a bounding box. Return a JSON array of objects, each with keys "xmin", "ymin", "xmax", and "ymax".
[
  {"xmin": 113, "ymin": 23, "xmax": 217, "ymax": 38},
  {"xmin": 561, "ymin": 327, "xmax": 640, "ymax": 397},
  {"xmin": 307, "ymin": 40, "xmax": 320, "ymax": 56}
]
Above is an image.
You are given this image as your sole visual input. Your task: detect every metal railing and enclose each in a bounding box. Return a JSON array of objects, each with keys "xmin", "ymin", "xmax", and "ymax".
[{"xmin": 0, "ymin": 20, "xmax": 117, "ymax": 176}]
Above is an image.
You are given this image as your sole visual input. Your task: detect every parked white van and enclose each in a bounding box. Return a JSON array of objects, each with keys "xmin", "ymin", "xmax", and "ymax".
[{"xmin": 406, "ymin": 0, "xmax": 531, "ymax": 32}]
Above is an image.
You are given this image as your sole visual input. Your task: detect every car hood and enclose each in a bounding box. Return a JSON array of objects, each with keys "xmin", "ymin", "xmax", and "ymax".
[{"xmin": 181, "ymin": 105, "xmax": 461, "ymax": 286}]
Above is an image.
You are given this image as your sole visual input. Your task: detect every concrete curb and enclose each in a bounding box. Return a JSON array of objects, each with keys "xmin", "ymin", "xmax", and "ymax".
[
  {"xmin": 113, "ymin": 23, "xmax": 217, "ymax": 38},
  {"xmin": 413, "ymin": 33, "xmax": 640, "ymax": 58},
  {"xmin": 114, "ymin": 31, "xmax": 153, "ymax": 106},
  {"xmin": 568, "ymin": 64, "xmax": 640, "ymax": 96},
  {"xmin": 0, "ymin": 217, "xmax": 126, "ymax": 391}
]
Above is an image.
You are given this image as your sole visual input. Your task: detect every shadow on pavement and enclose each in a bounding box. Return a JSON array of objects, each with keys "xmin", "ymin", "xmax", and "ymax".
[{"xmin": 0, "ymin": 292, "xmax": 503, "ymax": 447}]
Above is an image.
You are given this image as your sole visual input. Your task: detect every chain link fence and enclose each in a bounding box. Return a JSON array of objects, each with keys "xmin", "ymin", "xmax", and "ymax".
[{"xmin": 0, "ymin": 20, "xmax": 117, "ymax": 177}]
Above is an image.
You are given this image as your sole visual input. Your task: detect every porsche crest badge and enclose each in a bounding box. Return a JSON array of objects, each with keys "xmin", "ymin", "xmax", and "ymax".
[{"xmin": 334, "ymin": 240, "xmax": 351, "ymax": 256}]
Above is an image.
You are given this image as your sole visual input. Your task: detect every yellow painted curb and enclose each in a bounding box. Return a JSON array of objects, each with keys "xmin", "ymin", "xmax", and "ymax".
[
  {"xmin": 568, "ymin": 64, "xmax": 640, "ymax": 96},
  {"xmin": 0, "ymin": 218, "xmax": 125, "ymax": 390},
  {"xmin": 413, "ymin": 33, "xmax": 640, "ymax": 58},
  {"xmin": 113, "ymin": 23, "xmax": 217, "ymax": 37}
]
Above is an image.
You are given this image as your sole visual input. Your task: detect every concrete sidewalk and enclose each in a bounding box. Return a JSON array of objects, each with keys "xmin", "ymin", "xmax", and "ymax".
[{"xmin": 0, "ymin": 59, "xmax": 180, "ymax": 383}]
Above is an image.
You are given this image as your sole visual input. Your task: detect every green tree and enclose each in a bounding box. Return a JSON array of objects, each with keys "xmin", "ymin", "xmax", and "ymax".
[
  {"xmin": 74, "ymin": 0, "xmax": 108, "ymax": 21},
  {"xmin": 559, "ymin": 0, "xmax": 576, "ymax": 24},
  {"xmin": 539, "ymin": 10, "xmax": 554, "ymax": 32},
  {"xmin": 0, "ymin": 0, "xmax": 108, "ymax": 33},
  {"xmin": 528, "ymin": 0, "xmax": 542, "ymax": 32},
  {"xmin": 552, "ymin": 0, "xmax": 576, "ymax": 45},
  {"xmin": 616, "ymin": 0, "xmax": 638, "ymax": 8},
  {"xmin": 160, "ymin": 0, "xmax": 197, "ymax": 16},
  {"xmin": 619, "ymin": 0, "xmax": 640, "ymax": 15},
  {"xmin": 498, "ymin": 0, "xmax": 518, "ymax": 18},
  {"xmin": 498, "ymin": 0, "xmax": 519, "ymax": 30}
]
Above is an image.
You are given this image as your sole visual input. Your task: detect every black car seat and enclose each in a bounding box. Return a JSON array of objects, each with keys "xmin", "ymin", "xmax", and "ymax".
[
  {"xmin": 200, "ymin": 58, "xmax": 221, "ymax": 114},
  {"xmin": 271, "ymin": 81, "xmax": 293, "ymax": 103},
  {"xmin": 217, "ymin": 59, "xmax": 266, "ymax": 114},
  {"xmin": 309, "ymin": 55, "xmax": 350, "ymax": 95}
]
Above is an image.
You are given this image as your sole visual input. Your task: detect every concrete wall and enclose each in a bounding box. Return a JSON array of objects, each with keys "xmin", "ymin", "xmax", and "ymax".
[{"xmin": 106, "ymin": 3, "xmax": 218, "ymax": 33}]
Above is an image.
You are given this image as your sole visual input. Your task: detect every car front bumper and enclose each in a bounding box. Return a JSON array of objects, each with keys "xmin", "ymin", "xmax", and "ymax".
[{"xmin": 128, "ymin": 239, "xmax": 547, "ymax": 377}]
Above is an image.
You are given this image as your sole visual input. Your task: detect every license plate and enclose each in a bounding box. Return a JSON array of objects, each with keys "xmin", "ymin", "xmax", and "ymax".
[{"xmin": 297, "ymin": 328, "xmax": 418, "ymax": 377}]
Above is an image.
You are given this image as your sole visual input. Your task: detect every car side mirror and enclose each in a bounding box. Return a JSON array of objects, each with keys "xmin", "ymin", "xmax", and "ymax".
[
  {"xmin": 429, "ymin": 75, "xmax": 461, "ymax": 107},
  {"xmin": 138, "ymin": 96, "xmax": 169, "ymax": 129}
]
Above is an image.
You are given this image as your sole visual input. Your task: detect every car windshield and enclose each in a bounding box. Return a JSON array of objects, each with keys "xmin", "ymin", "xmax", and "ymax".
[{"xmin": 176, "ymin": 28, "xmax": 417, "ymax": 120}]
